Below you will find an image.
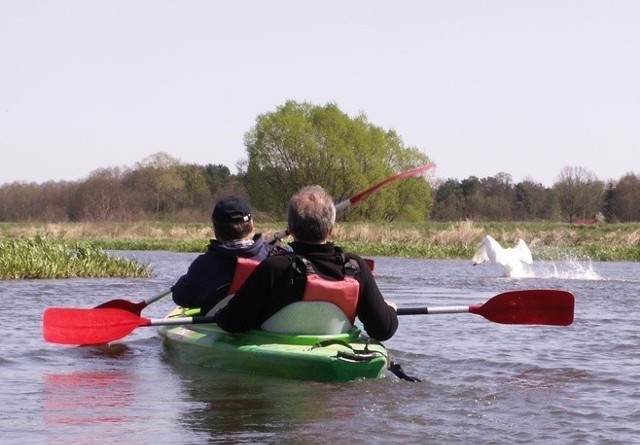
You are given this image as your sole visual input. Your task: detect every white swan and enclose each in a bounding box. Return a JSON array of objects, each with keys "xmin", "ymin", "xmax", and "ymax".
[{"xmin": 472, "ymin": 235, "xmax": 533, "ymax": 277}]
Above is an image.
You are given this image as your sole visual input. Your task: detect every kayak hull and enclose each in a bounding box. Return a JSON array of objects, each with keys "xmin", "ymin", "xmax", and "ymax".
[{"xmin": 158, "ymin": 318, "xmax": 388, "ymax": 382}]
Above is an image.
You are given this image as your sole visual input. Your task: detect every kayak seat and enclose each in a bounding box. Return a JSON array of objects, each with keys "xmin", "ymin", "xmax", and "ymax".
[
  {"xmin": 260, "ymin": 302, "xmax": 353, "ymax": 335},
  {"xmin": 207, "ymin": 298, "xmax": 353, "ymax": 335}
]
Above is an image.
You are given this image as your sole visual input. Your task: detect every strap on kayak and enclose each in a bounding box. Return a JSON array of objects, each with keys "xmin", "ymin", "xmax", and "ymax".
[
  {"xmin": 388, "ymin": 361, "xmax": 422, "ymax": 382},
  {"xmin": 311, "ymin": 339, "xmax": 422, "ymax": 382},
  {"xmin": 310, "ymin": 339, "xmax": 386, "ymax": 362}
]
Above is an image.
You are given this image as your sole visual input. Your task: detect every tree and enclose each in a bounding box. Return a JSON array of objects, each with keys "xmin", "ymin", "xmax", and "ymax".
[
  {"xmin": 203, "ymin": 164, "xmax": 232, "ymax": 198},
  {"xmin": 602, "ymin": 180, "xmax": 617, "ymax": 222},
  {"xmin": 242, "ymin": 101, "xmax": 432, "ymax": 221},
  {"xmin": 69, "ymin": 167, "xmax": 127, "ymax": 222},
  {"xmin": 124, "ymin": 152, "xmax": 186, "ymax": 216},
  {"xmin": 460, "ymin": 176, "xmax": 483, "ymax": 219},
  {"xmin": 612, "ymin": 173, "xmax": 640, "ymax": 222},
  {"xmin": 431, "ymin": 178, "xmax": 464, "ymax": 220},
  {"xmin": 177, "ymin": 164, "xmax": 213, "ymax": 216},
  {"xmin": 479, "ymin": 173, "xmax": 514, "ymax": 220},
  {"xmin": 553, "ymin": 166, "xmax": 604, "ymax": 223},
  {"xmin": 513, "ymin": 179, "xmax": 556, "ymax": 220}
]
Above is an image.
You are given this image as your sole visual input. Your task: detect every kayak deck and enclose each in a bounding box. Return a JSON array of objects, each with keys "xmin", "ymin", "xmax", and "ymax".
[{"xmin": 158, "ymin": 321, "xmax": 389, "ymax": 382}]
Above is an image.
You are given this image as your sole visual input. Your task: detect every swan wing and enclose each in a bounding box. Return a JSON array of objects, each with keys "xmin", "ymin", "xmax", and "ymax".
[
  {"xmin": 472, "ymin": 236, "xmax": 491, "ymax": 264},
  {"xmin": 514, "ymin": 238, "xmax": 533, "ymax": 264}
]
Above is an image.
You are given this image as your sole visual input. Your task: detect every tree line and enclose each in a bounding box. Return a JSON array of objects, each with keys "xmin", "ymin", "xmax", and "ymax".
[
  {"xmin": 1, "ymin": 101, "xmax": 638, "ymax": 224},
  {"xmin": 431, "ymin": 166, "xmax": 640, "ymax": 223}
]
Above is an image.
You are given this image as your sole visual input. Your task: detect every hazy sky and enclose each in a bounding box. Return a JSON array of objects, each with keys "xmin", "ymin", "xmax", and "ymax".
[{"xmin": 2, "ymin": 1, "xmax": 638, "ymax": 187}]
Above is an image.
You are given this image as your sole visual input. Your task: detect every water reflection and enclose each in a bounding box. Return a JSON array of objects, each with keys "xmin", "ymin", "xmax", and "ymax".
[
  {"xmin": 167, "ymin": 359, "xmax": 357, "ymax": 442},
  {"xmin": 43, "ymin": 369, "xmax": 136, "ymax": 426}
]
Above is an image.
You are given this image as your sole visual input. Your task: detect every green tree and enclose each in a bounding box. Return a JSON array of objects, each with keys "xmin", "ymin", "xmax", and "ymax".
[
  {"xmin": 242, "ymin": 101, "xmax": 431, "ymax": 221},
  {"xmin": 124, "ymin": 152, "xmax": 186, "ymax": 216}
]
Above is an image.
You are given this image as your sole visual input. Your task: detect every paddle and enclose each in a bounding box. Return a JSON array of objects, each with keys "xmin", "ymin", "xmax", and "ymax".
[
  {"xmin": 334, "ymin": 162, "xmax": 436, "ymax": 212},
  {"xmin": 94, "ymin": 289, "xmax": 172, "ymax": 315},
  {"xmin": 396, "ymin": 289, "xmax": 574, "ymax": 326},
  {"xmin": 42, "ymin": 289, "xmax": 574, "ymax": 345},
  {"xmin": 272, "ymin": 162, "xmax": 436, "ymax": 271},
  {"xmin": 272, "ymin": 162, "xmax": 436, "ymax": 240}
]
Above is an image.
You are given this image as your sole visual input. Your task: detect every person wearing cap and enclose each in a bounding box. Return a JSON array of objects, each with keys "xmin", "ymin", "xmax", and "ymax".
[
  {"xmin": 170, "ymin": 196, "xmax": 271, "ymax": 313},
  {"xmin": 213, "ymin": 185, "xmax": 398, "ymax": 342}
]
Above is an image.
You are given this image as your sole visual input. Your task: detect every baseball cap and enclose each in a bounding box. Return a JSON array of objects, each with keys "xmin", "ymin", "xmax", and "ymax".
[{"xmin": 212, "ymin": 196, "xmax": 252, "ymax": 223}]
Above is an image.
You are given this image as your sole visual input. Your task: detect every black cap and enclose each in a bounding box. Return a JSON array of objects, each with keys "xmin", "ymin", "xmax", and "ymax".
[{"xmin": 212, "ymin": 196, "xmax": 252, "ymax": 223}]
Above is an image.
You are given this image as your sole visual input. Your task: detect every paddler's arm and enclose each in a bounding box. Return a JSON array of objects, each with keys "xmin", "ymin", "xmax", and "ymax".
[
  {"xmin": 353, "ymin": 256, "xmax": 399, "ymax": 341},
  {"xmin": 171, "ymin": 255, "xmax": 217, "ymax": 308}
]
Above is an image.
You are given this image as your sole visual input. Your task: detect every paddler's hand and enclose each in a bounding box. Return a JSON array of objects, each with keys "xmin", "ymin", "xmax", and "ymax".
[
  {"xmin": 386, "ymin": 301, "xmax": 397, "ymax": 311},
  {"xmin": 266, "ymin": 230, "xmax": 289, "ymax": 245}
]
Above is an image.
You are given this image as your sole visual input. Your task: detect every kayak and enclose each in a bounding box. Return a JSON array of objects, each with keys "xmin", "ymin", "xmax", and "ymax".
[{"xmin": 157, "ymin": 308, "xmax": 389, "ymax": 382}]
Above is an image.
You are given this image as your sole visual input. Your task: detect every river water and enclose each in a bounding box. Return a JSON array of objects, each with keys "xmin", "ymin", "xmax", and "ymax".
[{"xmin": 1, "ymin": 250, "xmax": 638, "ymax": 444}]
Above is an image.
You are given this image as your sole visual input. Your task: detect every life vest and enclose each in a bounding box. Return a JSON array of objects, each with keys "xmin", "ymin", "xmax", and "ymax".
[
  {"xmin": 294, "ymin": 256, "xmax": 361, "ymax": 324},
  {"xmin": 228, "ymin": 256, "xmax": 260, "ymax": 295}
]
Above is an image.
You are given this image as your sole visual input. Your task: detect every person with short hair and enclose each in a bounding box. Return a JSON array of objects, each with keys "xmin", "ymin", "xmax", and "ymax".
[
  {"xmin": 213, "ymin": 185, "xmax": 398, "ymax": 341},
  {"xmin": 171, "ymin": 196, "xmax": 271, "ymax": 313}
]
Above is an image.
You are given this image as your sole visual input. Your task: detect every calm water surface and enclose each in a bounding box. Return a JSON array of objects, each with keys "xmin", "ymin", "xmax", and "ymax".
[{"xmin": 1, "ymin": 251, "xmax": 638, "ymax": 444}]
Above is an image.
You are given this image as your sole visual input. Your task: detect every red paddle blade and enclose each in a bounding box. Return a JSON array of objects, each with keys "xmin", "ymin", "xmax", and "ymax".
[
  {"xmin": 364, "ymin": 258, "xmax": 375, "ymax": 271},
  {"xmin": 336, "ymin": 163, "xmax": 436, "ymax": 211},
  {"xmin": 94, "ymin": 299, "xmax": 146, "ymax": 315},
  {"xmin": 42, "ymin": 307, "xmax": 151, "ymax": 345},
  {"xmin": 470, "ymin": 289, "xmax": 574, "ymax": 326}
]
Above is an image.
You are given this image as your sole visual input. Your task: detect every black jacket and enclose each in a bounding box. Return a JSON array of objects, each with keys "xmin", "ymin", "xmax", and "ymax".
[
  {"xmin": 171, "ymin": 234, "xmax": 270, "ymax": 310},
  {"xmin": 214, "ymin": 241, "xmax": 398, "ymax": 341}
]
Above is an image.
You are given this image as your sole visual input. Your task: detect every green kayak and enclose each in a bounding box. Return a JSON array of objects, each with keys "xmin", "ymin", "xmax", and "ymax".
[{"xmin": 158, "ymin": 309, "xmax": 389, "ymax": 382}]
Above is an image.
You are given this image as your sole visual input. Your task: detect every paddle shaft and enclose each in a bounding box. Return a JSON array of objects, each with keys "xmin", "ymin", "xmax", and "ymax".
[
  {"xmin": 143, "ymin": 315, "xmax": 217, "ymax": 327},
  {"xmin": 153, "ymin": 307, "xmax": 475, "ymax": 326},
  {"xmin": 397, "ymin": 305, "xmax": 477, "ymax": 316},
  {"xmin": 94, "ymin": 289, "xmax": 172, "ymax": 314},
  {"xmin": 144, "ymin": 290, "xmax": 172, "ymax": 306}
]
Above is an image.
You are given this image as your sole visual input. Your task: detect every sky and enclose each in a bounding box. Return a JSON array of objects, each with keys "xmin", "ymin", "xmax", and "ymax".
[{"xmin": 1, "ymin": 1, "xmax": 639, "ymax": 187}]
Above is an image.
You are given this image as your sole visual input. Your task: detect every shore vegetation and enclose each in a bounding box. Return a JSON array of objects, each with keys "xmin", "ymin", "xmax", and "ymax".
[{"xmin": 2, "ymin": 220, "xmax": 639, "ymax": 279}]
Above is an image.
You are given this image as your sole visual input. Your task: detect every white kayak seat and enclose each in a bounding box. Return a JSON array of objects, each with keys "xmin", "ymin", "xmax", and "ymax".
[{"xmin": 260, "ymin": 301, "xmax": 353, "ymax": 335}]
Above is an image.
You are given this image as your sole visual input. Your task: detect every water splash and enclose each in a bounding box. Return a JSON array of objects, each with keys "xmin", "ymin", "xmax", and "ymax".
[{"xmin": 535, "ymin": 259, "xmax": 602, "ymax": 280}]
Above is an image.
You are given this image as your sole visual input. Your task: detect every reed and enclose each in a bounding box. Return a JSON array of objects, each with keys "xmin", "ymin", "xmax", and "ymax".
[{"xmin": 0, "ymin": 236, "xmax": 151, "ymax": 279}]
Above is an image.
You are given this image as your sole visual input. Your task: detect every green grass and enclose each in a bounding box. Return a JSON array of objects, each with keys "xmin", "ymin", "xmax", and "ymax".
[{"xmin": 0, "ymin": 236, "xmax": 151, "ymax": 279}]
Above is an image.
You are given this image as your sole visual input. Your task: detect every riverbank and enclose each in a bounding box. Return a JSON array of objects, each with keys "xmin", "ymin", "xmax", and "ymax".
[{"xmin": 2, "ymin": 220, "xmax": 640, "ymax": 261}]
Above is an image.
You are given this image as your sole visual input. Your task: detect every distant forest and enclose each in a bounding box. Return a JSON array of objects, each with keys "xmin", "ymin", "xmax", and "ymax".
[{"xmin": 1, "ymin": 152, "xmax": 638, "ymax": 224}]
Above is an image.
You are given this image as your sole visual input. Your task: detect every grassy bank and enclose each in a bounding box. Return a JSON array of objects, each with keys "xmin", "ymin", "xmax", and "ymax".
[{"xmin": 2, "ymin": 220, "xmax": 640, "ymax": 262}]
